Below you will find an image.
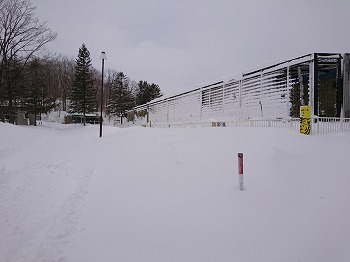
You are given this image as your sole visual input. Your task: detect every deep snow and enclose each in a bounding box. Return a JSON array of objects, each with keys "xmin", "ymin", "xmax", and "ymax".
[{"xmin": 1, "ymin": 121, "xmax": 350, "ymax": 262}]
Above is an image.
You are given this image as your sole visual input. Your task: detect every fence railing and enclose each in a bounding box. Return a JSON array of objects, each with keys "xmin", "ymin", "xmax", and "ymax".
[
  {"xmin": 150, "ymin": 118, "xmax": 301, "ymax": 131},
  {"xmin": 138, "ymin": 117, "xmax": 350, "ymax": 135},
  {"xmin": 312, "ymin": 117, "xmax": 350, "ymax": 135}
]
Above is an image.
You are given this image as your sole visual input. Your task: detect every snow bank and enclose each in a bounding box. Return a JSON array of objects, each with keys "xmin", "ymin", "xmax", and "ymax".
[{"xmin": 1, "ymin": 122, "xmax": 350, "ymax": 261}]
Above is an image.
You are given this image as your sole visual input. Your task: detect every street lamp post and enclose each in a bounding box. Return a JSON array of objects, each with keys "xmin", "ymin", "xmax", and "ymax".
[{"xmin": 99, "ymin": 51, "xmax": 107, "ymax": 137}]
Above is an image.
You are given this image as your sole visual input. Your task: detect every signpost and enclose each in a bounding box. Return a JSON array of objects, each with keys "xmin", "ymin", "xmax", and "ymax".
[{"xmin": 300, "ymin": 105, "xmax": 311, "ymax": 135}]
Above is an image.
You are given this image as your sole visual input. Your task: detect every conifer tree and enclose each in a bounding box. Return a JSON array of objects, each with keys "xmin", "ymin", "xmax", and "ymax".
[
  {"xmin": 70, "ymin": 44, "xmax": 97, "ymax": 125},
  {"xmin": 24, "ymin": 59, "xmax": 55, "ymax": 125},
  {"xmin": 107, "ymin": 72, "xmax": 134, "ymax": 123},
  {"xmin": 136, "ymin": 80, "xmax": 162, "ymax": 105}
]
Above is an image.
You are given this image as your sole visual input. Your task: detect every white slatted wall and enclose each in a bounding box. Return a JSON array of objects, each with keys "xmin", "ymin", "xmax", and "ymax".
[{"xmin": 131, "ymin": 55, "xmax": 317, "ymax": 125}]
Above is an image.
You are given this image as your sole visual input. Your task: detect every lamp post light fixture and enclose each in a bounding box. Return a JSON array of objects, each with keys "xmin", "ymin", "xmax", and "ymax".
[{"xmin": 99, "ymin": 51, "xmax": 107, "ymax": 137}]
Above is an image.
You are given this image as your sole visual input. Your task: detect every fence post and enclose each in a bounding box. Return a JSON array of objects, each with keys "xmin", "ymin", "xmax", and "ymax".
[{"xmin": 238, "ymin": 153, "xmax": 244, "ymax": 191}]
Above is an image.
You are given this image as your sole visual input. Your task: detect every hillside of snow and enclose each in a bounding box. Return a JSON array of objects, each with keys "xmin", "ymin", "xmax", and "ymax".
[{"xmin": 1, "ymin": 122, "xmax": 350, "ymax": 262}]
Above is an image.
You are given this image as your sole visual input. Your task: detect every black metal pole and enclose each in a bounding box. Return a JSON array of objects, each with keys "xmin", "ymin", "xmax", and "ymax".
[
  {"xmin": 313, "ymin": 53, "xmax": 319, "ymax": 116},
  {"xmin": 99, "ymin": 57, "xmax": 104, "ymax": 137}
]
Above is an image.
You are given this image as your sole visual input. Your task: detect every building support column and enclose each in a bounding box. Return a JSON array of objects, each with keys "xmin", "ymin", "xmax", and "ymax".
[
  {"xmin": 336, "ymin": 56, "xmax": 343, "ymax": 117},
  {"xmin": 343, "ymin": 53, "xmax": 350, "ymax": 118},
  {"xmin": 313, "ymin": 53, "xmax": 319, "ymax": 116},
  {"xmin": 309, "ymin": 57, "xmax": 315, "ymax": 115},
  {"xmin": 286, "ymin": 63, "xmax": 290, "ymax": 116}
]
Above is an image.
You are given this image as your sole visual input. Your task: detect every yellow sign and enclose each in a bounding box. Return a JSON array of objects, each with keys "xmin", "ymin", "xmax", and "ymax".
[
  {"xmin": 300, "ymin": 106, "xmax": 311, "ymax": 135},
  {"xmin": 300, "ymin": 106, "xmax": 311, "ymax": 118}
]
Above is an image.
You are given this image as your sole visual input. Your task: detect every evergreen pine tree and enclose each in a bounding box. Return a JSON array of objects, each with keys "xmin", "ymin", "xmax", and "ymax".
[
  {"xmin": 24, "ymin": 59, "xmax": 55, "ymax": 125},
  {"xmin": 136, "ymin": 80, "xmax": 162, "ymax": 105},
  {"xmin": 107, "ymin": 72, "xmax": 134, "ymax": 123},
  {"xmin": 1, "ymin": 57, "xmax": 26, "ymax": 123},
  {"xmin": 70, "ymin": 44, "xmax": 97, "ymax": 125}
]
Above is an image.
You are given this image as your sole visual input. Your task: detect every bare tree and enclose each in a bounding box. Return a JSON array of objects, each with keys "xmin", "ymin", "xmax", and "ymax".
[
  {"xmin": 53, "ymin": 54, "xmax": 75, "ymax": 112},
  {"xmin": 0, "ymin": 0, "xmax": 57, "ymax": 123},
  {"xmin": 104, "ymin": 69, "xmax": 118, "ymax": 116}
]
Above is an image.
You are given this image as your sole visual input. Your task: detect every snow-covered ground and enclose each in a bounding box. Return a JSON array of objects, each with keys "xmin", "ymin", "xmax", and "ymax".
[{"xmin": 1, "ymin": 121, "xmax": 350, "ymax": 262}]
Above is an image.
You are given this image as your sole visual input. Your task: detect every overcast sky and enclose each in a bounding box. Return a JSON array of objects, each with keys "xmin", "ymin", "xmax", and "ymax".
[{"xmin": 31, "ymin": 0, "xmax": 350, "ymax": 95}]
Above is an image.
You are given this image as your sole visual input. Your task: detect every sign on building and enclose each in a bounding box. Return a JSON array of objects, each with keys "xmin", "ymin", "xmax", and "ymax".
[{"xmin": 300, "ymin": 106, "xmax": 311, "ymax": 135}]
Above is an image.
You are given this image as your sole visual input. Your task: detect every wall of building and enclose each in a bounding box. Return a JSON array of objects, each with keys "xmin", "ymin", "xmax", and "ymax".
[{"xmin": 129, "ymin": 53, "xmax": 347, "ymax": 125}]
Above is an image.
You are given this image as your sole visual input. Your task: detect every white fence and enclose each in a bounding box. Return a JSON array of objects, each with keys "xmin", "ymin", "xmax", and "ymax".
[
  {"xmin": 312, "ymin": 117, "xmax": 350, "ymax": 135},
  {"xmin": 152, "ymin": 118, "xmax": 299, "ymax": 129},
  {"xmin": 137, "ymin": 117, "xmax": 350, "ymax": 135}
]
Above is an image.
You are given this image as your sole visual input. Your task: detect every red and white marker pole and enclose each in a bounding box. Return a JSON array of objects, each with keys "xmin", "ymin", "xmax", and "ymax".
[{"xmin": 238, "ymin": 153, "xmax": 244, "ymax": 191}]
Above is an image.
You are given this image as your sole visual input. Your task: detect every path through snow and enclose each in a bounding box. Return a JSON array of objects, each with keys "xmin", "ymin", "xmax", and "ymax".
[{"xmin": 1, "ymin": 122, "xmax": 350, "ymax": 262}]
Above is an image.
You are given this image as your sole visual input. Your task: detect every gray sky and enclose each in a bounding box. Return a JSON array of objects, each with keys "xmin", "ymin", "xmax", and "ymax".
[{"xmin": 31, "ymin": 0, "xmax": 350, "ymax": 95}]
